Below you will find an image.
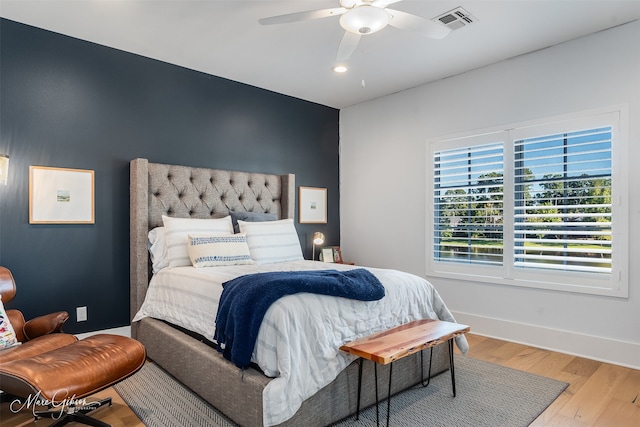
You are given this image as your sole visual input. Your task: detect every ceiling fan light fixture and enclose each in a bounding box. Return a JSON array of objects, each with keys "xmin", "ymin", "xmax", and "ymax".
[{"xmin": 340, "ymin": 5, "xmax": 390, "ymax": 35}]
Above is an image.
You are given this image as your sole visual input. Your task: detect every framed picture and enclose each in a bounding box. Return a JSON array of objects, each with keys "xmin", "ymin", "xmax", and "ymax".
[
  {"xmin": 321, "ymin": 247, "xmax": 335, "ymax": 263},
  {"xmin": 298, "ymin": 186, "xmax": 327, "ymax": 224},
  {"xmin": 320, "ymin": 246, "xmax": 343, "ymax": 263},
  {"xmin": 29, "ymin": 166, "xmax": 95, "ymax": 224},
  {"xmin": 331, "ymin": 246, "xmax": 343, "ymax": 263}
]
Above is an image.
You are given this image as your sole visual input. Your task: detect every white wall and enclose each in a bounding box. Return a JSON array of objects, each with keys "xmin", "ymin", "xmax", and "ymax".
[{"xmin": 340, "ymin": 21, "xmax": 640, "ymax": 368}]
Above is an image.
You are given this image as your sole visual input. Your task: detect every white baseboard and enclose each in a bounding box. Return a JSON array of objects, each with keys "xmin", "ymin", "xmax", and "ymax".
[
  {"xmin": 75, "ymin": 325, "xmax": 131, "ymax": 340},
  {"xmin": 452, "ymin": 311, "xmax": 640, "ymax": 370}
]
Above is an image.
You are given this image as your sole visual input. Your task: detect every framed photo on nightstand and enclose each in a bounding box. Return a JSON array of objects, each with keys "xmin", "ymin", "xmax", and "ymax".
[
  {"xmin": 331, "ymin": 246, "xmax": 343, "ymax": 263},
  {"xmin": 321, "ymin": 246, "xmax": 343, "ymax": 263},
  {"xmin": 321, "ymin": 248, "xmax": 335, "ymax": 263}
]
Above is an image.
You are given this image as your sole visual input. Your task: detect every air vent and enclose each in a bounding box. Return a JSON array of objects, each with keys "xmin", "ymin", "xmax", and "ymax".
[{"xmin": 434, "ymin": 7, "xmax": 476, "ymax": 31}]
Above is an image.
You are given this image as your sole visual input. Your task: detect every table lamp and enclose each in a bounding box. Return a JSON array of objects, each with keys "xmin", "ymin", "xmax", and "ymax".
[{"xmin": 312, "ymin": 232, "xmax": 325, "ymax": 261}]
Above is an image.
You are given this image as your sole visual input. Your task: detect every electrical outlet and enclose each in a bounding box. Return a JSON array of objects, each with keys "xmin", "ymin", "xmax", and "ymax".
[{"xmin": 76, "ymin": 306, "xmax": 87, "ymax": 322}]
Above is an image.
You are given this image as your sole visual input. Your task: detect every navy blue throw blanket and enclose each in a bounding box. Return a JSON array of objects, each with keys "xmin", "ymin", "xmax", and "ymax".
[{"xmin": 214, "ymin": 269, "xmax": 385, "ymax": 369}]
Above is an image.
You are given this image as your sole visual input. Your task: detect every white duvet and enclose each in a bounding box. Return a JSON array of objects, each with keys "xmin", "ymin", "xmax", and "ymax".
[{"xmin": 132, "ymin": 260, "xmax": 468, "ymax": 426}]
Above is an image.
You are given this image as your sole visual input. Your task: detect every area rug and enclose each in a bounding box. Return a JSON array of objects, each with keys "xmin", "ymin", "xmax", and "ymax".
[{"xmin": 114, "ymin": 357, "xmax": 568, "ymax": 427}]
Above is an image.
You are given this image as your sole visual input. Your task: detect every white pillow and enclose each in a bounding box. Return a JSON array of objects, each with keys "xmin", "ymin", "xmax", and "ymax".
[
  {"xmin": 239, "ymin": 218, "xmax": 303, "ymax": 265},
  {"xmin": 0, "ymin": 296, "xmax": 20, "ymax": 350},
  {"xmin": 162, "ymin": 215, "xmax": 234, "ymax": 267},
  {"xmin": 148, "ymin": 227, "xmax": 169, "ymax": 273},
  {"xmin": 187, "ymin": 233, "xmax": 254, "ymax": 267}
]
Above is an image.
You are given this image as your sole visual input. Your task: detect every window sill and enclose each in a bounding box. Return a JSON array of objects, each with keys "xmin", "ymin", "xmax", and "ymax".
[{"xmin": 426, "ymin": 266, "xmax": 628, "ymax": 298}]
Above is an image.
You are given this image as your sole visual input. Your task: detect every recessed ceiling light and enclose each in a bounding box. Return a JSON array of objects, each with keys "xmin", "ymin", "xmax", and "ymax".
[{"xmin": 332, "ymin": 65, "xmax": 348, "ymax": 73}]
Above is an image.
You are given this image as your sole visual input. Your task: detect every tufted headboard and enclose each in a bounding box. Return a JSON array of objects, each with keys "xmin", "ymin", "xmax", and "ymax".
[{"xmin": 129, "ymin": 158, "xmax": 295, "ymax": 322}]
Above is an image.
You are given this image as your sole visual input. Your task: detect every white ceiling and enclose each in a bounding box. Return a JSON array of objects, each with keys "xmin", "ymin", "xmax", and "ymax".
[{"xmin": 2, "ymin": 1, "xmax": 640, "ymax": 109}]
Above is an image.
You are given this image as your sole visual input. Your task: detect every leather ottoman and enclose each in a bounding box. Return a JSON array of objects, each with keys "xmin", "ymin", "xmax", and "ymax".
[{"xmin": 0, "ymin": 333, "xmax": 146, "ymax": 426}]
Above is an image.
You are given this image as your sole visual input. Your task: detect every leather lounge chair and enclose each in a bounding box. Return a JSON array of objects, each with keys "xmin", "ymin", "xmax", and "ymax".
[{"xmin": 0, "ymin": 267, "xmax": 146, "ymax": 426}]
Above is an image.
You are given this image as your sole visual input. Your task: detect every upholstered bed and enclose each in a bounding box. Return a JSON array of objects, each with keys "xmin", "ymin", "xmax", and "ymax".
[{"xmin": 129, "ymin": 158, "xmax": 464, "ymax": 426}]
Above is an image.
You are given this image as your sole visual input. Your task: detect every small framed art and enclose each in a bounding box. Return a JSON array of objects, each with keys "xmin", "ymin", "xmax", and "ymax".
[
  {"xmin": 29, "ymin": 166, "xmax": 95, "ymax": 224},
  {"xmin": 320, "ymin": 246, "xmax": 343, "ymax": 263},
  {"xmin": 331, "ymin": 246, "xmax": 343, "ymax": 263},
  {"xmin": 321, "ymin": 247, "xmax": 335, "ymax": 263},
  {"xmin": 299, "ymin": 186, "xmax": 327, "ymax": 224}
]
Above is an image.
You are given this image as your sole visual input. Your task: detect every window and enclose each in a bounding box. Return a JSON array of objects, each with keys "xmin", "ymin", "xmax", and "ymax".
[{"xmin": 428, "ymin": 108, "xmax": 628, "ymax": 297}]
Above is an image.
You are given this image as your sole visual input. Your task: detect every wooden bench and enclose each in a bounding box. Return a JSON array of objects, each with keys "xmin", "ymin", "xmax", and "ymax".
[{"xmin": 340, "ymin": 319, "xmax": 470, "ymax": 426}]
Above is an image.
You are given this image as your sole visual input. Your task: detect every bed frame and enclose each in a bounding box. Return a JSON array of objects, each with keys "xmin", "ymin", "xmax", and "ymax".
[{"xmin": 130, "ymin": 158, "xmax": 449, "ymax": 426}]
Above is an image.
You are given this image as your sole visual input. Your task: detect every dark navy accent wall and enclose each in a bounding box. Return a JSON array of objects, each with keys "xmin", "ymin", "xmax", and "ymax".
[{"xmin": 0, "ymin": 19, "xmax": 340, "ymax": 334}]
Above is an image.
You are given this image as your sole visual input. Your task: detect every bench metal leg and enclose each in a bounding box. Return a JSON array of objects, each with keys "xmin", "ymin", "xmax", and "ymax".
[
  {"xmin": 355, "ymin": 358, "xmax": 388, "ymax": 426},
  {"xmin": 374, "ymin": 362, "xmax": 379, "ymax": 425},
  {"xmin": 373, "ymin": 360, "xmax": 393, "ymax": 427},
  {"xmin": 372, "ymin": 361, "xmax": 393, "ymax": 427},
  {"xmin": 420, "ymin": 347, "xmax": 434, "ymax": 387},
  {"xmin": 422, "ymin": 339, "xmax": 457, "ymax": 397},
  {"xmin": 385, "ymin": 362, "xmax": 393, "ymax": 427},
  {"xmin": 449, "ymin": 338, "xmax": 456, "ymax": 397},
  {"xmin": 356, "ymin": 358, "xmax": 363, "ymax": 420}
]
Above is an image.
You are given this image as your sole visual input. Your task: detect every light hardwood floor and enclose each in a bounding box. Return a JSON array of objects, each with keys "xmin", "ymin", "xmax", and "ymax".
[{"xmin": 2, "ymin": 333, "xmax": 639, "ymax": 426}]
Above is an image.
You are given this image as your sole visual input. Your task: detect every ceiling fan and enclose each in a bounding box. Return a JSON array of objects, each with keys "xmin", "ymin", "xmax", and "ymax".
[{"xmin": 258, "ymin": 0, "xmax": 451, "ymax": 63}]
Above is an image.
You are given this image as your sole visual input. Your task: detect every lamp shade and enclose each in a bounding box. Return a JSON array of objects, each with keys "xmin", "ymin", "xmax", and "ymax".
[
  {"xmin": 312, "ymin": 232, "xmax": 325, "ymax": 245},
  {"xmin": 340, "ymin": 5, "xmax": 390, "ymax": 35},
  {"xmin": 0, "ymin": 155, "xmax": 9, "ymax": 185}
]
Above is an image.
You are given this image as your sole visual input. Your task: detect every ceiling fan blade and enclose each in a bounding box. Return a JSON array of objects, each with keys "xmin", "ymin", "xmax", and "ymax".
[
  {"xmin": 336, "ymin": 31, "xmax": 361, "ymax": 62},
  {"xmin": 259, "ymin": 7, "xmax": 346, "ymax": 25},
  {"xmin": 386, "ymin": 8, "xmax": 451, "ymax": 39}
]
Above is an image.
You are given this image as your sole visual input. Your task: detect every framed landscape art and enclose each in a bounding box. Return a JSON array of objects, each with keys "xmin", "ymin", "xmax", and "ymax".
[
  {"xmin": 29, "ymin": 166, "xmax": 95, "ymax": 224},
  {"xmin": 298, "ymin": 186, "xmax": 327, "ymax": 224}
]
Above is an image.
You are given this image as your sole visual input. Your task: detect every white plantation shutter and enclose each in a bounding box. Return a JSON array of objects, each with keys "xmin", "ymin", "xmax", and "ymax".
[
  {"xmin": 433, "ymin": 140, "xmax": 504, "ymax": 266},
  {"xmin": 514, "ymin": 127, "xmax": 612, "ymax": 273}
]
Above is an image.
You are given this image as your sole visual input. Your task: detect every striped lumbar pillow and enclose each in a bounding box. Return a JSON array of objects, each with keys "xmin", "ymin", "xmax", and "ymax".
[{"xmin": 187, "ymin": 233, "xmax": 254, "ymax": 267}]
